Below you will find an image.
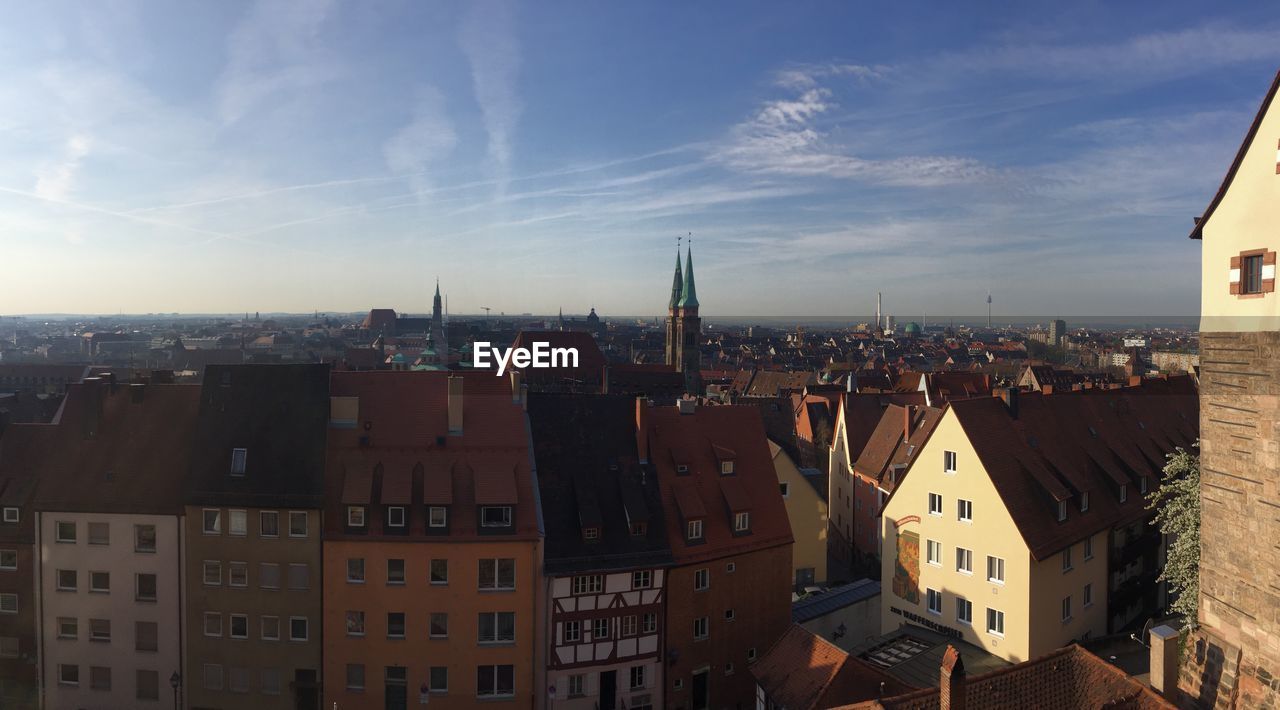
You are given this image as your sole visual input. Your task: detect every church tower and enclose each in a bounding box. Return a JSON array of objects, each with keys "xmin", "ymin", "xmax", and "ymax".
[
  {"xmin": 665, "ymin": 245, "xmax": 702, "ymax": 394},
  {"xmin": 431, "ymin": 280, "xmax": 447, "ymax": 356}
]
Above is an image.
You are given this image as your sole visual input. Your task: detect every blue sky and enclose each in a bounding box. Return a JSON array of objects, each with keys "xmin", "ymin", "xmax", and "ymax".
[{"xmin": 1, "ymin": 1, "xmax": 1277, "ymax": 318}]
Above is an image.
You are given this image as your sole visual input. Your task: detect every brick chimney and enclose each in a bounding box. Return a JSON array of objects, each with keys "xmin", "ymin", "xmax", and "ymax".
[
  {"xmin": 635, "ymin": 397, "xmax": 650, "ymax": 464},
  {"xmin": 940, "ymin": 644, "xmax": 966, "ymax": 710},
  {"xmin": 447, "ymin": 376, "xmax": 463, "ymax": 435},
  {"xmin": 903, "ymin": 404, "xmax": 913, "ymax": 442},
  {"xmin": 997, "ymin": 387, "xmax": 1019, "ymax": 419}
]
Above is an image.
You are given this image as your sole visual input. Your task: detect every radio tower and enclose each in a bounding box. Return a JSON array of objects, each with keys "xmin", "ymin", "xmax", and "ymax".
[
  {"xmin": 876, "ymin": 292, "xmax": 882, "ymax": 331},
  {"xmin": 986, "ymin": 291, "xmax": 993, "ymax": 329}
]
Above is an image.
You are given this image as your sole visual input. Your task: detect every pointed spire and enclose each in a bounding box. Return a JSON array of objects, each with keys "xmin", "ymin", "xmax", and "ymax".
[
  {"xmin": 668, "ymin": 240, "xmax": 684, "ymax": 310},
  {"xmin": 677, "ymin": 242, "xmax": 699, "ymax": 309},
  {"xmin": 435, "ymin": 278, "xmax": 441, "ymax": 298}
]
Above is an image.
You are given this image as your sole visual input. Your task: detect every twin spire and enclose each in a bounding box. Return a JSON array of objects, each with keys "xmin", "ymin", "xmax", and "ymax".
[{"xmin": 668, "ymin": 240, "xmax": 698, "ymax": 311}]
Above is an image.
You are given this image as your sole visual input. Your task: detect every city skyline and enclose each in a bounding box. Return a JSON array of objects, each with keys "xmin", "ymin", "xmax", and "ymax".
[{"xmin": 2, "ymin": 2, "xmax": 1278, "ymax": 316}]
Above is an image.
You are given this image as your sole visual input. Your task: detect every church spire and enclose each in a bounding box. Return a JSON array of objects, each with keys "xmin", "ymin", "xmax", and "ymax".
[
  {"xmin": 668, "ymin": 248, "xmax": 684, "ymax": 310},
  {"xmin": 677, "ymin": 243, "xmax": 699, "ymax": 309}
]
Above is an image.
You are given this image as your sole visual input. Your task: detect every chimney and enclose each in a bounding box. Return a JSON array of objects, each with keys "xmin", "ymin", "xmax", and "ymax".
[
  {"xmin": 940, "ymin": 645, "xmax": 966, "ymax": 710},
  {"xmin": 447, "ymin": 376, "xmax": 463, "ymax": 435},
  {"xmin": 903, "ymin": 405, "xmax": 913, "ymax": 442},
  {"xmin": 1041, "ymin": 384, "xmax": 1054, "ymax": 395},
  {"xmin": 510, "ymin": 370, "xmax": 523, "ymax": 404},
  {"xmin": 635, "ymin": 397, "xmax": 650, "ymax": 463},
  {"xmin": 998, "ymin": 387, "xmax": 1019, "ymax": 419},
  {"xmin": 677, "ymin": 397, "xmax": 696, "ymax": 415},
  {"xmin": 129, "ymin": 383, "xmax": 146, "ymax": 404},
  {"xmin": 1149, "ymin": 625, "xmax": 1180, "ymax": 696}
]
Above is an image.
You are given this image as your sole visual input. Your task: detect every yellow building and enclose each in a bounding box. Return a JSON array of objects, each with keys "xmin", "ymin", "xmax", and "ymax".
[
  {"xmin": 770, "ymin": 441, "xmax": 827, "ymax": 587},
  {"xmin": 879, "ymin": 385, "xmax": 1195, "ymax": 663}
]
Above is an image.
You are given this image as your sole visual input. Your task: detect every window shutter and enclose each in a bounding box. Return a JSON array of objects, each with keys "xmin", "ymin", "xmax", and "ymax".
[{"xmin": 1265, "ymin": 251, "xmax": 1277, "ymax": 293}]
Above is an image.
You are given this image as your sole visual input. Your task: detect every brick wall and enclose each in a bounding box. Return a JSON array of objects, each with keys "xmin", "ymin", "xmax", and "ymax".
[{"xmin": 1180, "ymin": 331, "xmax": 1280, "ymax": 709}]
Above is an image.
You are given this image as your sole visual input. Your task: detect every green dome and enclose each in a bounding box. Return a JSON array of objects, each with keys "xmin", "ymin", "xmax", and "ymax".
[{"xmin": 904, "ymin": 322, "xmax": 922, "ymax": 336}]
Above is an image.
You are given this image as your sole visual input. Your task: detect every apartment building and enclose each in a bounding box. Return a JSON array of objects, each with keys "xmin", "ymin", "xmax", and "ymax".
[
  {"xmin": 1181, "ymin": 69, "xmax": 1280, "ymax": 708},
  {"xmin": 849, "ymin": 404, "xmax": 941, "ymax": 562},
  {"xmin": 769, "ymin": 441, "xmax": 827, "ymax": 587},
  {"xmin": 0, "ymin": 422, "xmax": 48, "ymax": 709},
  {"xmin": 322, "ymin": 371, "xmax": 543, "ymax": 710},
  {"xmin": 644, "ymin": 399, "xmax": 792, "ymax": 710},
  {"xmin": 33, "ymin": 377, "xmax": 199, "ymax": 708},
  {"xmin": 879, "ymin": 385, "xmax": 1196, "ymax": 663},
  {"xmin": 529, "ymin": 394, "xmax": 674, "ymax": 710},
  {"xmin": 183, "ymin": 364, "xmax": 330, "ymax": 710}
]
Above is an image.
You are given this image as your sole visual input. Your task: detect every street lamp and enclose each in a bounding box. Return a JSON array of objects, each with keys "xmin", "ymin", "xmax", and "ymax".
[{"xmin": 169, "ymin": 671, "xmax": 182, "ymax": 710}]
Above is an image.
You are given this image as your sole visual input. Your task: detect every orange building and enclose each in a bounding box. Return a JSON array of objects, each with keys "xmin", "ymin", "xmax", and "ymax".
[{"xmin": 322, "ymin": 371, "xmax": 544, "ymax": 710}]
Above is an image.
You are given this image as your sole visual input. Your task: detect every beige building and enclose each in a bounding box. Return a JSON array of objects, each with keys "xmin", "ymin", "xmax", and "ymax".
[
  {"xmin": 771, "ymin": 441, "xmax": 827, "ymax": 587},
  {"xmin": 879, "ymin": 386, "xmax": 1194, "ymax": 664}
]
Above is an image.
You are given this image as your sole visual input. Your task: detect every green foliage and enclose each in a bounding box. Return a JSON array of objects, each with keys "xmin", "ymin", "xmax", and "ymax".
[{"xmin": 1147, "ymin": 443, "xmax": 1200, "ymax": 628}]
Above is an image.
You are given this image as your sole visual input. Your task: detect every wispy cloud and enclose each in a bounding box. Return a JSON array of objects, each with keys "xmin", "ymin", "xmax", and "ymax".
[
  {"xmin": 458, "ymin": 0, "xmax": 523, "ymax": 192},
  {"xmin": 774, "ymin": 63, "xmax": 891, "ymax": 91},
  {"xmin": 34, "ymin": 133, "xmax": 91, "ymax": 200},
  {"xmin": 383, "ymin": 86, "xmax": 458, "ymax": 194}
]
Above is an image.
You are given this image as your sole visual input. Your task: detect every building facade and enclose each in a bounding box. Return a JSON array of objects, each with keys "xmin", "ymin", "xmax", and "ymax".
[
  {"xmin": 0, "ymin": 425, "xmax": 46, "ymax": 709},
  {"xmin": 769, "ymin": 441, "xmax": 827, "ymax": 588}
]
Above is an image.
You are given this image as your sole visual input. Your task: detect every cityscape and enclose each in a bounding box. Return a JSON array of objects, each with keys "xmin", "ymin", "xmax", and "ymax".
[{"xmin": 1, "ymin": 3, "xmax": 1278, "ymax": 710}]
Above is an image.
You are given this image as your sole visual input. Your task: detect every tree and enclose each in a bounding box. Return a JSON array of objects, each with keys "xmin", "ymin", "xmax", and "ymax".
[{"xmin": 1147, "ymin": 444, "xmax": 1200, "ymax": 627}]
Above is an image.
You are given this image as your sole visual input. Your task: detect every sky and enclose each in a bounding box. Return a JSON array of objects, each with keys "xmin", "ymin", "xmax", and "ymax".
[{"xmin": 1, "ymin": 1, "xmax": 1278, "ymax": 319}]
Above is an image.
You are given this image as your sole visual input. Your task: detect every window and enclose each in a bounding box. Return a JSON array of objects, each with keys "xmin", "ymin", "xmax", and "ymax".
[
  {"xmin": 642, "ymin": 612, "xmax": 657, "ymax": 633},
  {"xmin": 1057, "ymin": 500, "xmax": 1067, "ymax": 522},
  {"xmin": 1083, "ymin": 583, "xmax": 1094, "ymax": 608},
  {"xmin": 0, "ymin": 550, "xmax": 15, "ymax": 570},
  {"xmin": 1080, "ymin": 491, "xmax": 1089, "ymax": 512},
  {"xmin": 1120, "ymin": 484, "xmax": 1128, "ymax": 503},
  {"xmin": 89, "ymin": 571, "xmax": 110, "ymax": 593},
  {"xmin": 387, "ymin": 506, "xmax": 406, "ymax": 528},
  {"xmin": 203, "ymin": 560, "xmax": 221, "ymax": 586},
  {"xmin": 261, "ymin": 668, "xmax": 281, "ymax": 695},
  {"xmin": 429, "ymin": 506, "xmax": 448, "ymax": 527},
  {"xmin": 59, "ymin": 663, "xmax": 80, "ymax": 686},
  {"xmin": 986, "ymin": 608, "xmax": 1005, "ymax": 636},
  {"xmin": 748, "ymin": 647, "xmax": 758, "ymax": 661},
  {"xmin": 2, "ymin": 508, "xmax": 17, "ymax": 523},
  {"xmin": 88, "ymin": 522, "xmax": 110, "ymax": 545},
  {"xmin": 387, "ymin": 559, "xmax": 405, "ymax": 585},
  {"xmin": 928, "ymin": 493, "xmax": 942, "ymax": 516},
  {"xmin": 987, "ymin": 556, "xmax": 1005, "ymax": 584},
  {"xmin": 1242, "ymin": 253, "xmax": 1265, "ymax": 294},
  {"xmin": 726, "ymin": 562, "xmax": 736, "ymax": 573},
  {"xmin": 346, "ymin": 610, "xmax": 366, "ymax": 636},
  {"xmin": 583, "ymin": 526, "xmax": 599, "ymax": 541},
  {"xmin": 694, "ymin": 568, "xmax": 709, "ymax": 591},
  {"xmin": 480, "ymin": 506, "xmax": 512, "ymax": 527},
  {"xmin": 135, "ymin": 573, "xmax": 157, "ymax": 601},
  {"xmin": 230, "ymin": 614, "xmax": 248, "ymax": 639},
  {"xmin": 630, "ymin": 665, "xmax": 646, "ymax": 689},
  {"xmin": 57, "ymin": 569, "xmax": 77, "ymax": 591},
  {"xmin": 259, "ymin": 562, "xmax": 281, "ymax": 589},
  {"xmin": 1140, "ymin": 476, "xmax": 1149, "ymax": 495},
  {"xmin": 719, "ymin": 459, "xmax": 735, "ymax": 475},
  {"xmin": 957, "ymin": 597, "xmax": 972, "ymax": 624},
  {"xmin": 958, "ymin": 499, "xmax": 973, "ymax": 522},
  {"xmin": 780, "ymin": 482, "xmax": 790, "ymax": 498},
  {"xmin": 1083, "ymin": 537, "xmax": 1094, "ymax": 560},
  {"xmin": 926, "ymin": 539, "xmax": 942, "ymax": 566},
  {"xmin": 593, "ymin": 617, "xmax": 609, "ymax": 639},
  {"xmin": 633, "ymin": 570, "xmax": 652, "ymax": 589},
  {"xmin": 202, "ymin": 509, "xmax": 221, "ymax": 534},
  {"xmin": 56, "ymin": 520, "xmax": 76, "ymax": 542},
  {"xmin": 387, "ymin": 612, "xmax": 406, "ymax": 639},
  {"xmin": 58, "ymin": 617, "xmax": 78, "ymax": 639},
  {"xmin": 430, "ymin": 558, "xmax": 448, "ymax": 585},
  {"xmin": 90, "ymin": 665, "xmax": 111, "ymax": 690},
  {"xmin": 87, "ymin": 618, "xmax": 110, "ymax": 642},
  {"xmin": 204, "ymin": 612, "xmax": 222, "ymax": 637},
  {"xmin": 429, "ymin": 666, "xmax": 448, "ymax": 693},
  {"xmin": 288, "ymin": 563, "xmax": 310, "ymax": 590},
  {"xmin": 733, "ymin": 511, "xmax": 751, "ymax": 532},
  {"xmin": 346, "ymin": 663, "xmax": 365, "ymax": 691},
  {"xmin": 289, "ymin": 616, "xmax": 309, "ymax": 641},
  {"xmin": 956, "ymin": 547, "xmax": 973, "ymax": 574},
  {"xmin": 136, "ymin": 669, "xmax": 160, "ymax": 700},
  {"xmin": 944, "ymin": 450, "xmax": 958, "ymax": 473},
  {"xmin": 135, "ymin": 621, "xmax": 158, "ymax": 652},
  {"xmin": 134, "ymin": 524, "xmax": 156, "ymax": 552},
  {"xmin": 927, "ymin": 588, "xmax": 942, "ymax": 615},
  {"xmin": 261, "ymin": 616, "xmax": 280, "ymax": 641},
  {"xmin": 430, "ymin": 612, "xmax": 449, "ymax": 638},
  {"xmin": 693, "ymin": 616, "xmax": 709, "ymax": 640},
  {"xmin": 228, "ymin": 509, "xmax": 247, "ymax": 536},
  {"xmin": 230, "ymin": 447, "xmax": 247, "ymax": 475},
  {"xmin": 563, "ymin": 620, "xmax": 581, "ymax": 643},
  {"xmin": 687, "ymin": 519, "xmax": 704, "ymax": 541},
  {"xmin": 1062, "ymin": 546, "xmax": 1073, "ymax": 572},
  {"xmin": 259, "ymin": 511, "xmax": 279, "ymax": 538},
  {"xmin": 677, "ymin": 464, "xmax": 689, "ymax": 474},
  {"xmin": 477, "ymin": 664, "xmax": 515, "ymax": 698},
  {"xmin": 622, "ymin": 615, "xmax": 638, "ymax": 636},
  {"xmin": 1061, "ymin": 595, "xmax": 1072, "ymax": 622},
  {"xmin": 479, "ymin": 558, "xmax": 515, "ymax": 590},
  {"xmin": 724, "ymin": 608, "xmax": 736, "ymax": 621},
  {"xmin": 289, "ymin": 511, "xmax": 308, "ymax": 537},
  {"xmin": 229, "ymin": 562, "xmax": 248, "ymax": 588},
  {"xmin": 0, "ymin": 593, "xmax": 14, "ymax": 614},
  {"xmin": 347, "ymin": 506, "xmax": 366, "ymax": 527},
  {"xmin": 568, "ymin": 674, "xmax": 584, "ymax": 697},
  {"xmin": 347, "ymin": 558, "xmax": 366, "ymax": 583},
  {"xmin": 203, "ymin": 663, "xmax": 223, "ymax": 691},
  {"xmin": 572, "ymin": 574, "xmax": 603, "ymax": 595}
]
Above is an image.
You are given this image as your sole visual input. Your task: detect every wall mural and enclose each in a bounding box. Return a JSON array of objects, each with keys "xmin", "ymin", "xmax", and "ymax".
[{"xmin": 893, "ymin": 529, "xmax": 920, "ymax": 604}]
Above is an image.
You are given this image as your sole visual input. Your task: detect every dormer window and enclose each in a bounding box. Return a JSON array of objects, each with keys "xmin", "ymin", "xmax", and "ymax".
[
  {"xmin": 386, "ymin": 507, "xmax": 406, "ymax": 528},
  {"xmin": 583, "ymin": 527, "xmax": 600, "ymax": 542},
  {"xmin": 481, "ymin": 506, "xmax": 512, "ymax": 528},
  {"xmin": 1079, "ymin": 492, "xmax": 1089, "ymax": 512},
  {"xmin": 629, "ymin": 521, "xmax": 647, "ymax": 536},
  {"xmin": 676, "ymin": 464, "xmax": 689, "ymax": 474},
  {"xmin": 1119, "ymin": 484, "xmax": 1128, "ymax": 503},
  {"xmin": 1057, "ymin": 500, "xmax": 1067, "ymax": 522},
  {"xmin": 1139, "ymin": 477, "xmax": 1148, "ymax": 495},
  {"xmin": 229, "ymin": 448, "xmax": 247, "ymax": 476},
  {"xmin": 2, "ymin": 508, "xmax": 17, "ymax": 524},
  {"xmin": 733, "ymin": 511, "xmax": 751, "ymax": 533},
  {"xmin": 686, "ymin": 519, "xmax": 704, "ymax": 541},
  {"xmin": 720, "ymin": 461, "xmax": 734, "ymax": 475},
  {"xmin": 347, "ymin": 506, "xmax": 366, "ymax": 527},
  {"xmin": 428, "ymin": 507, "xmax": 448, "ymax": 528}
]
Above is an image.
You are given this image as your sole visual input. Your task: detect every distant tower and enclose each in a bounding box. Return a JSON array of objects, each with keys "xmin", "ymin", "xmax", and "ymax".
[
  {"xmin": 431, "ymin": 280, "xmax": 447, "ymax": 355},
  {"xmin": 665, "ymin": 241, "xmax": 702, "ymax": 394},
  {"xmin": 986, "ymin": 291, "xmax": 993, "ymax": 329},
  {"xmin": 876, "ymin": 292, "xmax": 883, "ymax": 332}
]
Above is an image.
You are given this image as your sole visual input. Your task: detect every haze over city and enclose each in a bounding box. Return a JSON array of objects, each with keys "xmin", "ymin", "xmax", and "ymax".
[{"xmin": 2, "ymin": 1, "xmax": 1279, "ymax": 316}]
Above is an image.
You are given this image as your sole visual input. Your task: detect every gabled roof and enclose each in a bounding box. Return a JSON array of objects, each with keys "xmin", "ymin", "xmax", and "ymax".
[
  {"xmin": 1190, "ymin": 69, "xmax": 1280, "ymax": 240},
  {"xmin": 853, "ymin": 404, "xmax": 944, "ymax": 489},
  {"xmin": 752, "ymin": 624, "xmax": 916, "ymax": 710}
]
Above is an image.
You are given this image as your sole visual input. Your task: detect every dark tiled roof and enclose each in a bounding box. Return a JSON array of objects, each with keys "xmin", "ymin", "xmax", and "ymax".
[
  {"xmin": 853, "ymin": 405, "xmax": 943, "ymax": 489},
  {"xmin": 792, "ymin": 578, "xmax": 881, "ymax": 623},
  {"xmin": 752, "ymin": 624, "xmax": 916, "ymax": 710},
  {"xmin": 186, "ymin": 364, "xmax": 330, "ymax": 508}
]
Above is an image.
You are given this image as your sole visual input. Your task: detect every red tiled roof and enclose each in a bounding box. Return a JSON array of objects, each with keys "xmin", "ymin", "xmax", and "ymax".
[
  {"xmin": 474, "ymin": 464, "xmax": 518, "ymax": 505},
  {"xmin": 753, "ymin": 625, "xmax": 916, "ymax": 709},
  {"xmin": 853, "ymin": 404, "xmax": 944, "ymax": 489},
  {"xmin": 341, "ymin": 463, "xmax": 373, "ymax": 504},
  {"xmin": 719, "ymin": 477, "xmax": 751, "ymax": 512},
  {"xmin": 673, "ymin": 483, "xmax": 707, "ymax": 519},
  {"xmin": 380, "ymin": 466, "xmax": 413, "ymax": 505},
  {"xmin": 422, "ymin": 462, "xmax": 454, "ymax": 504}
]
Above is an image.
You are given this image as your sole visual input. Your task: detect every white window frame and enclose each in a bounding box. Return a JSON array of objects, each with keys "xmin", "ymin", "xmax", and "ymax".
[
  {"xmin": 259, "ymin": 511, "xmax": 279, "ymax": 538},
  {"xmin": 347, "ymin": 506, "xmax": 366, "ymax": 527},
  {"xmin": 926, "ymin": 588, "xmax": 942, "ymax": 615},
  {"xmin": 1083, "ymin": 583, "xmax": 1094, "ymax": 608},
  {"xmin": 1120, "ymin": 484, "xmax": 1128, "ymax": 503},
  {"xmin": 563, "ymin": 620, "xmax": 581, "ymax": 643},
  {"xmin": 693, "ymin": 616, "xmax": 709, "ymax": 640},
  {"xmin": 55, "ymin": 520, "xmax": 76, "ymax": 543},
  {"xmin": 230, "ymin": 613, "xmax": 249, "ymax": 640},
  {"xmin": 1083, "ymin": 536, "xmax": 1093, "ymax": 561},
  {"xmin": 480, "ymin": 506, "xmax": 512, "ymax": 528},
  {"xmin": 987, "ymin": 555, "xmax": 1005, "ymax": 584},
  {"xmin": 288, "ymin": 511, "xmax": 308, "ymax": 538},
  {"xmin": 1062, "ymin": 546, "xmax": 1073, "ymax": 572},
  {"xmin": 428, "ymin": 506, "xmax": 448, "ymax": 527},
  {"xmin": 0, "ymin": 549, "xmax": 16, "ymax": 571},
  {"xmin": 956, "ymin": 596, "xmax": 972, "ymax": 625},
  {"xmin": 956, "ymin": 547, "xmax": 973, "ymax": 575},
  {"xmin": 89, "ymin": 570, "xmax": 110, "ymax": 593},
  {"xmin": 202, "ymin": 509, "xmax": 221, "ymax": 535},
  {"xmin": 632, "ymin": 570, "xmax": 652, "ymax": 589},
  {"xmin": 957, "ymin": 498, "xmax": 973, "ymax": 523},
  {"xmin": 229, "ymin": 561, "xmax": 248, "ymax": 588},
  {"xmin": 928, "ymin": 492, "xmax": 943, "ymax": 516},
  {"xmin": 1080, "ymin": 491, "xmax": 1089, "ymax": 512},
  {"xmin": 1057, "ymin": 500, "xmax": 1067, "ymax": 522},
  {"xmin": 56, "ymin": 569, "xmax": 77, "ymax": 591},
  {"xmin": 288, "ymin": 616, "xmax": 309, "ymax": 642},
  {"xmin": 2, "ymin": 508, "xmax": 18, "ymax": 523},
  {"xmin": 1061, "ymin": 595, "xmax": 1072, "ymax": 622},
  {"xmin": 694, "ymin": 568, "xmax": 709, "ymax": 591},
  {"xmin": 733, "ymin": 511, "xmax": 750, "ymax": 532},
  {"xmin": 943, "ymin": 450, "xmax": 957, "ymax": 474},
  {"xmin": 387, "ymin": 506, "xmax": 406, "ymax": 528},
  {"xmin": 687, "ymin": 519, "xmax": 703, "ymax": 541},
  {"xmin": 986, "ymin": 608, "xmax": 1005, "ymax": 637},
  {"xmin": 59, "ymin": 663, "xmax": 80, "ymax": 686},
  {"xmin": 203, "ymin": 560, "xmax": 221, "ymax": 586},
  {"xmin": 230, "ymin": 447, "xmax": 247, "ymax": 476},
  {"xmin": 926, "ymin": 539, "xmax": 942, "ymax": 567},
  {"xmin": 720, "ymin": 461, "xmax": 734, "ymax": 475}
]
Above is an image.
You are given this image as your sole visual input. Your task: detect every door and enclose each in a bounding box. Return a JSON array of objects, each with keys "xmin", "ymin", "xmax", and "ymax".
[
  {"xmin": 293, "ymin": 669, "xmax": 319, "ymax": 710},
  {"xmin": 600, "ymin": 670, "xmax": 617, "ymax": 710},
  {"xmin": 692, "ymin": 669, "xmax": 709, "ymax": 710},
  {"xmin": 385, "ymin": 666, "xmax": 407, "ymax": 710}
]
